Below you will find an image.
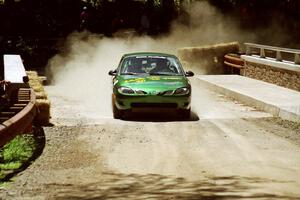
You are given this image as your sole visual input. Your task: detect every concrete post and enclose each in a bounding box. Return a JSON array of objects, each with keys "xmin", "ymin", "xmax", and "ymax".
[
  {"xmin": 276, "ymin": 51, "xmax": 282, "ymax": 61},
  {"xmin": 295, "ymin": 54, "xmax": 300, "ymax": 65},
  {"xmin": 260, "ymin": 48, "xmax": 265, "ymax": 58},
  {"xmin": 246, "ymin": 46, "xmax": 251, "ymax": 55}
]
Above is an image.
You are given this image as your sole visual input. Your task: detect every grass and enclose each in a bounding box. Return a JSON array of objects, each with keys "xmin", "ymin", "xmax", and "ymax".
[{"xmin": 0, "ymin": 134, "xmax": 36, "ymax": 181}]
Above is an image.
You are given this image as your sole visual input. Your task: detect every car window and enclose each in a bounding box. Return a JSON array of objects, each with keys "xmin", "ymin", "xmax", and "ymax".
[{"xmin": 120, "ymin": 56, "xmax": 184, "ymax": 75}]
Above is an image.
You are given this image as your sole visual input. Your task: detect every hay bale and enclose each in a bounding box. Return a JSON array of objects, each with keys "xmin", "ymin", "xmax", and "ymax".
[
  {"xmin": 27, "ymin": 71, "xmax": 44, "ymax": 90},
  {"xmin": 26, "ymin": 71, "xmax": 38, "ymax": 77},
  {"xmin": 35, "ymin": 99, "xmax": 51, "ymax": 126},
  {"xmin": 178, "ymin": 42, "xmax": 240, "ymax": 74},
  {"xmin": 30, "ymin": 85, "xmax": 45, "ymax": 93},
  {"xmin": 35, "ymin": 91, "xmax": 48, "ymax": 100},
  {"xmin": 27, "ymin": 71, "xmax": 51, "ymax": 126}
]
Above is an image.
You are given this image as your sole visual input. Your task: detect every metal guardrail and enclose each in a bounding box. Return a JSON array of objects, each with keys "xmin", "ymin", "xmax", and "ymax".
[
  {"xmin": 224, "ymin": 54, "xmax": 244, "ymax": 68},
  {"xmin": 245, "ymin": 43, "xmax": 300, "ymax": 65},
  {"xmin": 223, "ymin": 54, "xmax": 244, "ymax": 74}
]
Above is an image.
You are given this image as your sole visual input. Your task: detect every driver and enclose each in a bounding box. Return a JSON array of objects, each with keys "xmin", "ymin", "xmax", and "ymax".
[{"xmin": 150, "ymin": 59, "xmax": 169, "ymax": 73}]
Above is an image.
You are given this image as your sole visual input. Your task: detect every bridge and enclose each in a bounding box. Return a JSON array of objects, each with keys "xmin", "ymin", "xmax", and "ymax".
[
  {"xmin": 1, "ymin": 43, "xmax": 300, "ymax": 199},
  {"xmin": 1, "ymin": 43, "xmax": 300, "ymax": 145}
]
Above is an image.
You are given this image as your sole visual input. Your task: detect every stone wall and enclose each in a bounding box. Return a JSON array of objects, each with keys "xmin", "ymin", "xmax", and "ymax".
[
  {"xmin": 178, "ymin": 42, "xmax": 239, "ymax": 75},
  {"xmin": 244, "ymin": 61, "xmax": 300, "ymax": 92}
]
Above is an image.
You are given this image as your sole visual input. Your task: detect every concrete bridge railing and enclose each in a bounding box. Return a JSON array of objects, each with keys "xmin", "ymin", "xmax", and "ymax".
[
  {"xmin": 242, "ymin": 44, "xmax": 300, "ymax": 92},
  {"xmin": 245, "ymin": 43, "xmax": 300, "ymax": 65}
]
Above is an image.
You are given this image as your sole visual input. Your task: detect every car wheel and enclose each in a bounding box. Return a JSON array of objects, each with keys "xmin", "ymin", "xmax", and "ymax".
[
  {"xmin": 178, "ymin": 108, "xmax": 190, "ymax": 120},
  {"xmin": 112, "ymin": 96, "xmax": 123, "ymax": 119},
  {"xmin": 113, "ymin": 104, "xmax": 123, "ymax": 119}
]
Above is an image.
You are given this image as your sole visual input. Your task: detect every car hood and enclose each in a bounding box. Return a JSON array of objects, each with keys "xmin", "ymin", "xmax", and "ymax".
[{"xmin": 115, "ymin": 75, "xmax": 190, "ymax": 93}]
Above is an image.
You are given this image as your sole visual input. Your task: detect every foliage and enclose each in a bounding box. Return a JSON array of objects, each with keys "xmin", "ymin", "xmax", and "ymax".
[
  {"xmin": 85, "ymin": 0, "xmax": 103, "ymax": 8},
  {"xmin": 0, "ymin": 134, "xmax": 36, "ymax": 180},
  {"xmin": 0, "ymin": 0, "xmax": 299, "ymax": 61},
  {"xmin": 0, "ymin": 0, "xmax": 298, "ymax": 38},
  {"xmin": 153, "ymin": 0, "xmax": 161, "ymax": 7}
]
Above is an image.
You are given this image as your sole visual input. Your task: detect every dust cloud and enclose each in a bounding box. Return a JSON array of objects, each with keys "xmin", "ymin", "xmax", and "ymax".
[
  {"xmin": 46, "ymin": 33, "xmax": 181, "ymax": 118},
  {"xmin": 170, "ymin": 1, "xmax": 255, "ymax": 47},
  {"xmin": 45, "ymin": 1, "xmax": 268, "ymax": 118}
]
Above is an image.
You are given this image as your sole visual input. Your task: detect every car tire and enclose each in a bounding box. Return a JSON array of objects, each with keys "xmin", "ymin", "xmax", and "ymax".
[
  {"xmin": 113, "ymin": 103, "xmax": 123, "ymax": 119},
  {"xmin": 178, "ymin": 108, "xmax": 190, "ymax": 120},
  {"xmin": 112, "ymin": 97, "xmax": 123, "ymax": 119}
]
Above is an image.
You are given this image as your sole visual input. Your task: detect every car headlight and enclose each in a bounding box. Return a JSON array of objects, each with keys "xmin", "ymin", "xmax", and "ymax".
[
  {"xmin": 173, "ymin": 87, "xmax": 190, "ymax": 96},
  {"xmin": 118, "ymin": 87, "xmax": 135, "ymax": 95}
]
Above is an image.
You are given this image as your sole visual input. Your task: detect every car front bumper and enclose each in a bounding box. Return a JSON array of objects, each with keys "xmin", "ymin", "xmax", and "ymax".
[{"xmin": 113, "ymin": 93, "xmax": 191, "ymax": 112}]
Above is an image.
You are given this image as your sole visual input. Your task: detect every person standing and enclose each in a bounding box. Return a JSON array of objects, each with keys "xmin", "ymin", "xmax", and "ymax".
[{"xmin": 79, "ymin": 6, "xmax": 89, "ymax": 30}]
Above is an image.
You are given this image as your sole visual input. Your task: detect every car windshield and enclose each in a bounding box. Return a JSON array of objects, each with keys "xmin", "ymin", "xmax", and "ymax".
[{"xmin": 119, "ymin": 56, "xmax": 184, "ymax": 76}]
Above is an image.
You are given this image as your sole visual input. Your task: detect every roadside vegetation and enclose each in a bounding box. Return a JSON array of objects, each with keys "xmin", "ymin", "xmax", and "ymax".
[
  {"xmin": 1, "ymin": 0, "xmax": 299, "ymax": 69},
  {"xmin": 0, "ymin": 134, "xmax": 36, "ymax": 181}
]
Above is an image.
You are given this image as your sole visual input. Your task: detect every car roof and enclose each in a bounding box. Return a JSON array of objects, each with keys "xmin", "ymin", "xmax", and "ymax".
[{"xmin": 122, "ymin": 52, "xmax": 178, "ymax": 59}]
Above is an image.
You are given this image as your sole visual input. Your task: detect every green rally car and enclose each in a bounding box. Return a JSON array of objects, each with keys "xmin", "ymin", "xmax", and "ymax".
[{"xmin": 108, "ymin": 52, "xmax": 194, "ymax": 119}]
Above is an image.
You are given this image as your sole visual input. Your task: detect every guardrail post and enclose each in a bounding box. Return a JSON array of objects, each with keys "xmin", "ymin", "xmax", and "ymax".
[
  {"xmin": 260, "ymin": 48, "xmax": 265, "ymax": 58},
  {"xmin": 276, "ymin": 51, "xmax": 282, "ymax": 61},
  {"xmin": 295, "ymin": 54, "xmax": 300, "ymax": 64}
]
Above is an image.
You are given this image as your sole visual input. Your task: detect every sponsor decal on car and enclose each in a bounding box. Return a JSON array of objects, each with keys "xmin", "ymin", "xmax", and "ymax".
[
  {"xmin": 124, "ymin": 78, "xmax": 146, "ymax": 83},
  {"xmin": 162, "ymin": 77, "xmax": 181, "ymax": 80},
  {"xmin": 147, "ymin": 76, "xmax": 161, "ymax": 81}
]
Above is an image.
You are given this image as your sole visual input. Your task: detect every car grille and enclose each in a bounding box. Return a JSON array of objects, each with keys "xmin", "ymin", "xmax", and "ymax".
[{"xmin": 131, "ymin": 103, "xmax": 177, "ymax": 108}]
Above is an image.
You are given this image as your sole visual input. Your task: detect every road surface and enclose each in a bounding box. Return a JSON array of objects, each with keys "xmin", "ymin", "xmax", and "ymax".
[{"xmin": 1, "ymin": 78, "xmax": 300, "ymax": 200}]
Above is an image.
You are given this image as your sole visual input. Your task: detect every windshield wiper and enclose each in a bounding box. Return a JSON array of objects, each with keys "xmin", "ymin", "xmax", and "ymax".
[
  {"xmin": 121, "ymin": 72, "xmax": 138, "ymax": 75},
  {"xmin": 122, "ymin": 72, "xmax": 148, "ymax": 75}
]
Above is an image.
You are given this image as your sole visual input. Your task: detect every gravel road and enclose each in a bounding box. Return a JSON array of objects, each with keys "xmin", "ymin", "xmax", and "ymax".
[{"xmin": 1, "ymin": 78, "xmax": 300, "ymax": 200}]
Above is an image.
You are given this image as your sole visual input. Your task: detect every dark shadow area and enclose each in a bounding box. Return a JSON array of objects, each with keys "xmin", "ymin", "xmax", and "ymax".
[
  {"xmin": 42, "ymin": 172, "xmax": 298, "ymax": 200},
  {"xmin": 0, "ymin": 55, "xmax": 3, "ymax": 80},
  {"xmin": 0, "ymin": 126, "xmax": 46, "ymax": 182},
  {"xmin": 122, "ymin": 110, "xmax": 199, "ymax": 122}
]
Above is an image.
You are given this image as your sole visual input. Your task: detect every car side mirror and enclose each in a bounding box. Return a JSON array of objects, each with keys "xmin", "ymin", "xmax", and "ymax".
[
  {"xmin": 185, "ymin": 71, "xmax": 194, "ymax": 77},
  {"xmin": 108, "ymin": 70, "xmax": 117, "ymax": 76}
]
